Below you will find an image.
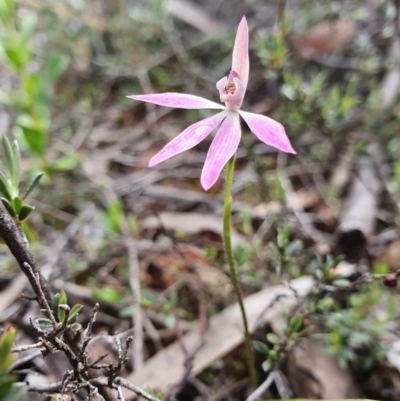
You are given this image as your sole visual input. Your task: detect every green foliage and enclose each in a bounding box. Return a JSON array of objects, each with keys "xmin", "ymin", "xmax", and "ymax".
[
  {"xmin": 307, "ymin": 256, "xmax": 395, "ymax": 369},
  {"xmin": 254, "ymin": 313, "xmax": 309, "ymax": 373},
  {"xmin": 0, "ymin": 327, "xmax": 25, "ymax": 401},
  {"xmin": 0, "ymin": 0, "xmax": 14, "ymax": 25},
  {"xmin": 0, "ymin": 136, "xmax": 43, "ymax": 221},
  {"xmin": 256, "ymin": 25, "xmax": 289, "ymax": 78},
  {"xmin": 308, "ymin": 254, "xmax": 345, "ymax": 285},
  {"xmin": 37, "ymin": 290, "xmax": 83, "ymax": 332},
  {"xmin": 323, "ymin": 283, "xmax": 394, "ymax": 370},
  {"xmin": 100, "ymin": 199, "xmax": 138, "ymax": 236},
  {"xmin": 256, "ymin": 251, "xmax": 395, "ymax": 375},
  {"xmin": 92, "ymin": 286, "xmax": 124, "ymax": 304},
  {"xmin": 0, "ymin": 0, "xmax": 69, "ymax": 158},
  {"xmin": 280, "ymin": 71, "xmax": 361, "ymax": 140},
  {"xmin": 268, "ymin": 224, "xmax": 303, "ymax": 277},
  {"xmin": 101, "ymin": 199, "xmax": 124, "ymax": 235}
]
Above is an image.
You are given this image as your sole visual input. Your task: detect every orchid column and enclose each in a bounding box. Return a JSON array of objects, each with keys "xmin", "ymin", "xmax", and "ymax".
[{"xmin": 127, "ymin": 16, "xmax": 295, "ymax": 388}]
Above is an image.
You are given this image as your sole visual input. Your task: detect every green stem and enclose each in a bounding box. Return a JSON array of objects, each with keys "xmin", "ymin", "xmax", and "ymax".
[{"xmin": 223, "ymin": 155, "xmax": 257, "ymax": 389}]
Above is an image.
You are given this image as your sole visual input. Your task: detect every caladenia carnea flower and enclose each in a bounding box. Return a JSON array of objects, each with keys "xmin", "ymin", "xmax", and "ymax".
[{"xmin": 127, "ymin": 16, "xmax": 295, "ymax": 190}]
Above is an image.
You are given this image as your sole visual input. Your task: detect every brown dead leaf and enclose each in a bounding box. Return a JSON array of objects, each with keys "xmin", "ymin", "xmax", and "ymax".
[
  {"xmin": 292, "ymin": 20, "xmax": 358, "ymax": 59},
  {"xmin": 337, "ymin": 156, "xmax": 382, "ymax": 259},
  {"xmin": 334, "ymin": 260, "xmax": 357, "ymax": 277},
  {"xmin": 317, "ymin": 206, "xmax": 338, "ymax": 228},
  {"xmin": 330, "ymin": 157, "xmax": 352, "ymax": 191},
  {"xmin": 123, "ymin": 276, "xmax": 314, "ymax": 394},
  {"xmin": 380, "ymin": 36, "xmax": 400, "ymax": 108},
  {"xmin": 143, "ymin": 245, "xmax": 230, "ymax": 292},
  {"xmin": 180, "ymin": 245, "xmax": 231, "ymax": 291},
  {"xmin": 251, "ymin": 201, "xmax": 282, "ymax": 218},
  {"xmin": 288, "ymin": 338, "xmax": 362, "ymax": 398},
  {"xmin": 385, "ymin": 238, "xmax": 400, "ymax": 271},
  {"xmin": 142, "ymin": 212, "xmax": 245, "ymax": 247},
  {"xmin": 0, "ymin": 274, "xmax": 27, "ymax": 316},
  {"xmin": 288, "ymin": 189, "xmax": 321, "ymax": 211}
]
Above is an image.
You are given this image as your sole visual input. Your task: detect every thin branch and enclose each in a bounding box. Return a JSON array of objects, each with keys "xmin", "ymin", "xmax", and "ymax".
[
  {"xmin": 112, "ymin": 377, "xmax": 161, "ymax": 401},
  {"xmin": 25, "ymin": 377, "xmax": 161, "ymax": 401},
  {"xmin": 125, "ymin": 230, "xmax": 144, "ymax": 370},
  {"xmin": 81, "ymin": 303, "xmax": 100, "ymax": 353},
  {"xmin": 27, "ymin": 266, "xmax": 57, "ymax": 326},
  {"xmin": 11, "ymin": 341, "xmax": 43, "ymax": 353},
  {"xmin": 117, "ymin": 386, "xmax": 125, "ymax": 401},
  {"xmin": 0, "ymin": 201, "xmax": 53, "ymax": 306}
]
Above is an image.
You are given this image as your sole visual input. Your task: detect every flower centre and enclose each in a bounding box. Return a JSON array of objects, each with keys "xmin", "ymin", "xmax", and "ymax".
[
  {"xmin": 220, "ymin": 81, "xmax": 236, "ymax": 103},
  {"xmin": 225, "ymin": 81, "xmax": 236, "ymax": 95},
  {"xmin": 219, "ymin": 71, "xmax": 239, "ymax": 104}
]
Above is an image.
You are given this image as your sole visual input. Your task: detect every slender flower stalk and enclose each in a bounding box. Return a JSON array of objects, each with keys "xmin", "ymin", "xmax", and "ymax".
[
  {"xmin": 128, "ymin": 16, "xmax": 296, "ymax": 388},
  {"xmin": 223, "ymin": 155, "xmax": 257, "ymax": 388}
]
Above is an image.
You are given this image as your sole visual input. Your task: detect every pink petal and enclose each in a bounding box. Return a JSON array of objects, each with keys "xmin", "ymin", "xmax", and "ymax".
[
  {"xmin": 149, "ymin": 112, "xmax": 227, "ymax": 167},
  {"xmin": 239, "ymin": 111, "xmax": 296, "ymax": 154},
  {"xmin": 127, "ymin": 93, "xmax": 225, "ymax": 110},
  {"xmin": 201, "ymin": 112, "xmax": 241, "ymax": 191},
  {"xmin": 216, "ymin": 77, "xmax": 227, "ymax": 96},
  {"xmin": 232, "ymin": 16, "xmax": 249, "ymax": 91}
]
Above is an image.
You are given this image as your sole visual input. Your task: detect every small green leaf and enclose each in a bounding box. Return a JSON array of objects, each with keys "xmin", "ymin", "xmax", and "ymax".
[
  {"xmin": 119, "ymin": 305, "xmax": 138, "ymax": 318},
  {"xmin": 18, "ymin": 204, "xmax": 34, "ymax": 221},
  {"xmin": 0, "ymin": 328, "xmax": 16, "ymax": 372},
  {"xmin": 15, "ymin": 114, "xmax": 48, "ymax": 156},
  {"xmin": 0, "ymin": 0, "xmax": 15, "ymax": 24},
  {"xmin": 12, "ymin": 197, "xmax": 22, "ymax": 214},
  {"xmin": 67, "ymin": 304, "xmax": 83, "ymax": 324},
  {"xmin": 253, "ymin": 340, "xmax": 270, "ymax": 356},
  {"xmin": 59, "ymin": 289, "xmax": 67, "ymax": 304},
  {"xmin": 1, "ymin": 384, "xmax": 26, "ymax": 401},
  {"xmin": 101, "ymin": 199, "xmax": 123, "ymax": 234},
  {"xmin": 52, "ymin": 293, "xmax": 60, "ymax": 319},
  {"xmin": 21, "ymin": 74, "xmax": 39, "ymax": 99},
  {"xmin": 22, "ymin": 172, "xmax": 43, "ymax": 200},
  {"xmin": 47, "ymin": 154, "xmax": 79, "ymax": 171},
  {"xmin": 69, "ymin": 322, "xmax": 82, "ymax": 332},
  {"xmin": 0, "ymin": 171, "xmax": 13, "ymax": 201},
  {"xmin": 0, "ymin": 374, "xmax": 15, "ymax": 395},
  {"xmin": 92, "ymin": 286, "xmax": 123, "ymax": 304},
  {"xmin": 288, "ymin": 316, "xmax": 304, "ymax": 333},
  {"xmin": 57, "ymin": 289, "xmax": 67, "ymax": 323},
  {"xmin": 2, "ymin": 136, "xmax": 15, "ymax": 188},
  {"xmin": 332, "ymin": 278, "xmax": 351, "ymax": 288},
  {"xmin": 262, "ymin": 360, "xmax": 272, "ymax": 372},
  {"xmin": 44, "ymin": 53, "xmax": 69, "ymax": 83},
  {"xmin": 36, "ymin": 318, "xmax": 53, "ymax": 329},
  {"xmin": 1, "ymin": 198, "xmax": 15, "ymax": 217},
  {"xmin": 11, "ymin": 140, "xmax": 20, "ymax": 189},
  {"xmin": 286, "ymin": 239, "xmax": 303, "ymax": 255},
  {"xmin": 267, "ymin": 333, "xmax": 280, "ymax": 345},
  {"xmin": 0, "ymin": 328, "xmax": 26, "ymax": 400}
]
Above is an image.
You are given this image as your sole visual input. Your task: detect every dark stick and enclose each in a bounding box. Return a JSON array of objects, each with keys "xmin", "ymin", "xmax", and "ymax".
[{"xmin": 0, "ymin": 201, "xmax": 53, "ymax": 306}]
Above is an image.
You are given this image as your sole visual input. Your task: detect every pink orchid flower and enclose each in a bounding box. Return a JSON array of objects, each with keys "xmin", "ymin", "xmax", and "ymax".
[{"xmin": 127, "ymin": 16, "xmax": 295, "ymax": 191}]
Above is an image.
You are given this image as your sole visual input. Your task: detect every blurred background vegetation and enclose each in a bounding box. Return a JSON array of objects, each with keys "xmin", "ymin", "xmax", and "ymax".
[{"xmin": 2, "ymin": 0, "xmax": 400, "ymax": 400}]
